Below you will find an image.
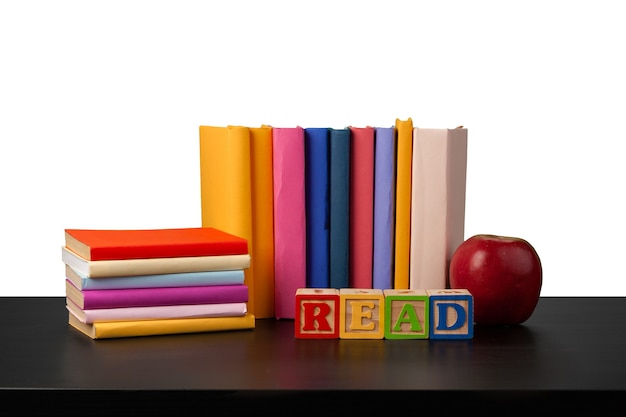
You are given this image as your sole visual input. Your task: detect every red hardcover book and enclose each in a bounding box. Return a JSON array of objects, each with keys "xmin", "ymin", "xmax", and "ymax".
[
  {"xmin": 348, "ymin": 126, "xmax": 375, "ymax": 289},
  {"xmin": 64, "ymin": 227, "xmax": 249, "ymax": 261}
]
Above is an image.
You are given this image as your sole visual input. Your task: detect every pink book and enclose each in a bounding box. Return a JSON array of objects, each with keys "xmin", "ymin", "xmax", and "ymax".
[
  {"xmin": 272, "ymin": 126, "xmax": 306, "ymax": 319},
  {"xmin": 349, "ymin": 126, "xmax": 375, "ymax": 289},
  {"xmin": 67, "ymin": 299, "xmax": 248, "ymax": 324},
  {"xmin": 66, "ymin": 279, "xmax": 249, "ymax": 310}
]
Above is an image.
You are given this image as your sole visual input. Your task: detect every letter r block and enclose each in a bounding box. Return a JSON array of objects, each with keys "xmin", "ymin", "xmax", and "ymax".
[
  {"xmin": 339, "ymin": 289, "xmax": 385, "ymax": 339},
  {"xmin": 295, "ymin": 288, "xmax": 340, "ymax": 339},
  {"xmin": 427, "ymin": 289, "xmax": 474, "ymax": 340},
  {"xmin": 383, "ymin": 289, "xmax": 430, "ymax": 339}
]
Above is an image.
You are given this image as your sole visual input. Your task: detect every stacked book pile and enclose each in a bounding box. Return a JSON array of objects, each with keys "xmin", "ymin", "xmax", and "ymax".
[{"xmin": 62, "ymin": 227, "xmax": 256, "ymax": 339}]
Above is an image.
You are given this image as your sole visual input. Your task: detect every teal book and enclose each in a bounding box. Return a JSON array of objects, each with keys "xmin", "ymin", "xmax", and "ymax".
[{"xmin": 329, "ymin": 128, "xmax": 351, "ymax": 289}]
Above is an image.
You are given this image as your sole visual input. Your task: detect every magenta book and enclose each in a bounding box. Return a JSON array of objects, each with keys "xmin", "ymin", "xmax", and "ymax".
[
  {"xmin": 66, "ymin": 280, "xmax": 249, "ymax": 310},
  {"xmin": 272, "ymin": 126, "xmax": 306, "ymax": 319}
]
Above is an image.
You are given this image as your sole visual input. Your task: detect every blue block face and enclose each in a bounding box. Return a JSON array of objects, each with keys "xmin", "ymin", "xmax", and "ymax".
[{"xmin": 427, "ymin": 290, "xmax": 473, "ymax": 340}]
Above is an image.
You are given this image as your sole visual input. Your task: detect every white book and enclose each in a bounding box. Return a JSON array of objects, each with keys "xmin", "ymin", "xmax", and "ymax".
[
  {"xmin": 410, "ymin": 127, "xmax": 468, "ymax": 290},
  {"xmin": 62, "ymin": 246, "xmax": 251, "ymax": 278}
]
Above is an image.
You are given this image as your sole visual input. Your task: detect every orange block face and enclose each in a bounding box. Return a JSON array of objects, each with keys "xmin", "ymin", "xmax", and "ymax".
[
  {"xmin": 339, "ymin": 289, "xmax": 385, "ymax": 339},
  {"xmin": 294, "ymin": 288, "xmax": 340, "ymax": 339}
]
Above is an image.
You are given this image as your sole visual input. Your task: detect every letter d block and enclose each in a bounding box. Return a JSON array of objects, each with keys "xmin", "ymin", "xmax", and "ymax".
[
  {"xmin": 383, "ymin": 289, "xmax": 430, "ymax": 339},
  {"xmin": 427, "ymin": 289, "xmax": 474, "ymax": 340},
  {"xmin": 295, "ymin": 288, "xmax": 340, "ymax": 339},
  {"xmin": 339, "ymin": 289, "xmax": 385, "ymax": 339}
]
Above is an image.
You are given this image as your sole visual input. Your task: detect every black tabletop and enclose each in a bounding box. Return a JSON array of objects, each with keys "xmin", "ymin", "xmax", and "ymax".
[{"xmin": 1, "ymin": 296, "xmax": 624, "ymax": 415}]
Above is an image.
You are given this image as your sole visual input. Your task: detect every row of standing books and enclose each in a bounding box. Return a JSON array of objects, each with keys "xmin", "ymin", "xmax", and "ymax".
[
  {"xmin": 64, "ymin": 227, "xmax": 256, "ymax": 339},
  {"xmin": 199, "ymin": 119, "xmax": 468, "ymax": 320}
]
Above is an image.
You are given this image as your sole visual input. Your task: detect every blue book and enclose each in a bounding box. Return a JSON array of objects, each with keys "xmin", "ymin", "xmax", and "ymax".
[
  {"xmin": 372, "ymin": 126, "xmax": 396, "ymax": 289},
  {"xmin": 65, "ymin": 264, "xmax": 246, "ymax": 291},
  {"xmin": 305, "ymin": 127, "xmax": 331, "ymax": 288},
  {"xmin": 329, "ymin": 128, "xmax": 351, "ymax": 289}
]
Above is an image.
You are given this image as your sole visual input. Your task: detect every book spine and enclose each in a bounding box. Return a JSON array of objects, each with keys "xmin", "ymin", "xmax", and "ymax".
[
  {"xmin": 76, "ymin": 283, "xmax": 249, "ymax": 309},
  {"xmin": 409, "ymin": 127, "xmax": 468, "ymax": 290},
  {"xmin": 88, "ymin": 241, "xmax": 249, "ymax": 261},
  {"xmin": 69, "ymin": 312, "xmax": 256, "ymax": 339},
  {"xmin": 199, "ymin": 125, "xmax": 256, "ymax": 315},
  {"xmin": 69, "ymin": 301, "xmax": 248, "ymax": 324},
  {"xmin": 272, "ymin": 127, "xmax": 306, "ymax": 319},
  {"xmin": 77, "ymin": 268, "xmax": 246, "ymax": 290},
  {"xmin": 372, "ymin": 126, "xmax": 396, "ymax": 290},
  {"xmin": 62, "ymin": 247, "xmax": 251, "ymax": 277},
  {"xmin": 349, "ymin": 126, "xmax": 375, "ymax": 289},
  {"xmin": 394, "ymin": 118, "xmax": 413, "ymax": 289},
  {"xmin": 249, "ymin": 126, "xmax": 276, "ymax": 319},
  {"xmin": 329, "ymin": 128, "xmax": 351, "ymax": 289},
  {"xmin": 304, "ymin": 127, "xmax": 330, "ymax": 289}
]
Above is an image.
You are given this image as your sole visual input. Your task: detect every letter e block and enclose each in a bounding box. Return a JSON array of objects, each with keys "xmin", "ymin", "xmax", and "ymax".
[
  {"xmin": 339, "ymin": 289, "xmax": 385, "ymax": 339},
  {"xmin": 427, "ymin": 289, "xmax": 473, "ymax": 340},
  {"xmin": 383, "ymin": 289, "xmax": 430, "ymax": 339},
  {"xmin": 295, "ymin": 288, "xmax": 340, "ymax": 339}
]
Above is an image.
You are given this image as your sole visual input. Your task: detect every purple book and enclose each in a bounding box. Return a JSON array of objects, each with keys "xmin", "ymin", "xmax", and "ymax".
[
  {"xmin": 373, "ymin": 126, "xmax": 396, "ymax": 289},
  {"xmin": 66, "ymin": 279, "xmax": 249, "ymax": 310}
]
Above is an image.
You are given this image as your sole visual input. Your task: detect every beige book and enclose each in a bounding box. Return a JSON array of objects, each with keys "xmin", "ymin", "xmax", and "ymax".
[
  {"xmin": 410, "ymin": 127, "xmax": 468, "ymax": 290},
  {"xmin": 62, "ymin": 246, "xmax": 251, "ymax": 278}
]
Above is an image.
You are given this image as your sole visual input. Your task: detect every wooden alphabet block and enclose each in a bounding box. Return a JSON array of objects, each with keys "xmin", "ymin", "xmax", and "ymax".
[
  {"xmin": 294, "ymin": 288, "xmax": 340, "ymax": 339},
  {"xmin": 294, "ymin": 287, "xmax": 474, "ymax": 340},
  {"xmin": 339, "ymin": 289, "xmax": 385, "ymax": 339},
  {"xmin": 427, "ymin": 289, "xmax": 473, "ymax": 340},
  {"xmin": 383, "ymin": 289, "xmax": 429, "ymax": 339}
]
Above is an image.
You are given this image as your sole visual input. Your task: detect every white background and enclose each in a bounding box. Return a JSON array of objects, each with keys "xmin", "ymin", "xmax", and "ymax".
[{"xmin": 1, "ymin": 1, "xmax": 624, "ymax": 297}]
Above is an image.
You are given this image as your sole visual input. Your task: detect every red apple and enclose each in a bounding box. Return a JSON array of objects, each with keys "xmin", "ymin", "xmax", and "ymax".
[{"xmin": 449, "ymin": 234, "xmax": 542, "ymax": 326}]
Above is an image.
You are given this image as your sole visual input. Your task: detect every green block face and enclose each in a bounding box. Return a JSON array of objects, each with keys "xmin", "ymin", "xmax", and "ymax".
[{"xmin": 384, "ymin": 294, "xmax": 430, "ymax": 339}]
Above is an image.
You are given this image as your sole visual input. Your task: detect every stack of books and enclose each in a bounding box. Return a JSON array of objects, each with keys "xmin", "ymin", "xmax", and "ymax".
[{"xmin": 62, "ymin": 227, "xmax": 256, "ymax": 339}]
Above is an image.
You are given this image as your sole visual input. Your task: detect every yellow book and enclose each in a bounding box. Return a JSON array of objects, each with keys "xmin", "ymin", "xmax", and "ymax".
[
  {"xmin": 68, "ymin": 312, "xmax": 256, "ymax": 339},
  {"xmin": 199, "ymin": 125, "xmax": 256, "ymax": 315},
  {"xmin": 249, "ymin": 126, "xmax": 275, "ymax": 319},
  {"xmin": 394, "ymin": 118, "xmax": 413, "ymax": 289}
]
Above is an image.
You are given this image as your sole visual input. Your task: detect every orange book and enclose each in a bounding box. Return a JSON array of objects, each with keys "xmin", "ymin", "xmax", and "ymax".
[
  {"xmin": 199, "ymin": 125, "xmax": 276, "ymax": 318},
  {"xmin": 64, "ymin": 227, "xmax": 249, "ymax": 261},
  {"xmin": 249, "ymin": 125, "xmax": 276, "ymax": 319},
  {"xmin": 199, "ymin": 125, "xmax": 257, "ymax": 315},
  {"xmin": 394, "ymin": 118, "xmax": 413, "ymax": 289}
]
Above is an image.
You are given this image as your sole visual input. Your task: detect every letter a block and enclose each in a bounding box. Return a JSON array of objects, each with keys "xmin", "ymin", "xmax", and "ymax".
[
  {"xmin": 339, "ymin": 289, "xmax": 385, "ymax": 339},
  {"xmin": 383, "ymin": 289, "xmax": 430, "ymax": 339},
  {"xmin": 295, "ymin": 288, "xmax": 340, "ymax": 339},
  {"xmin": 427, "ymin": 289, "xmax": 473, "ymax": 340}
]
